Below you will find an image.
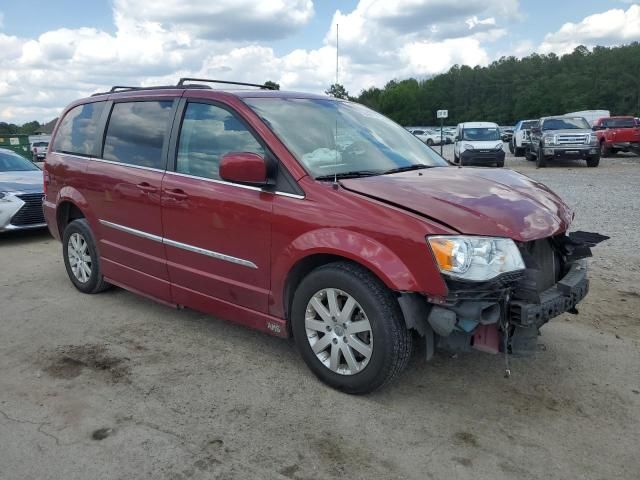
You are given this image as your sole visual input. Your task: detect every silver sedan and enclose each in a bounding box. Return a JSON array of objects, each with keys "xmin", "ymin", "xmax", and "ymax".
[{"xmin": 0, "ymin": 148, "xmax": 46, "ymax": 233}]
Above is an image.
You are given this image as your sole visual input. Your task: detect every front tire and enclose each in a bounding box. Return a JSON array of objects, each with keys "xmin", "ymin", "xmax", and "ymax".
[
  {"xmin": 536, "ymin": 145, "xmax": 547, "ymax": 168},
  {"xmin": 426, "ymin": 138, "xmax": 434, "ymax": 146},
  {"xmin": 599, "ymin": 141, "xmax": 610, "ymax": 157},
  {"xmin": 291, "ymin": 262, "xmax": 413, "ymax": 394},
  {"xmin": 586, "ymin": 155, "xmax": 600, "ymax": 167},
  {"xmin": 62, "ymin": 219, "xmax": 111, "ymax": 294}
]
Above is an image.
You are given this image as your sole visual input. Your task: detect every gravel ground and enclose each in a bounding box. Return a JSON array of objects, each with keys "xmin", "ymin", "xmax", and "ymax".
[{"xmin": 1, "ymin": 150, "xmax": 639, "ymax": 480}]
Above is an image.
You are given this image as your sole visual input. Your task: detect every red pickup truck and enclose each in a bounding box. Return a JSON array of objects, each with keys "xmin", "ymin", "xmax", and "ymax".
[{"xmin": 592, "ymin": 116, "xmax": 640, "ymax": 156}]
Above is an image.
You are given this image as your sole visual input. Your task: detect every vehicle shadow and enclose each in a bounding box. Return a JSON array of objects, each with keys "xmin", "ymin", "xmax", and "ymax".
[{"xmin": 0, "ymin": 228, "xmax": 52, "ymax": 245}]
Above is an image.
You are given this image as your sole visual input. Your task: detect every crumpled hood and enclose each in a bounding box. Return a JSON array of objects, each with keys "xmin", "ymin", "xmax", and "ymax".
[
  {"xmin": 0, "ymin": 170, "xmax": 44, "ymax": 193},
  {"xmin": 340, "ymin": 167, "xmax": 573, "ymax": 242}
]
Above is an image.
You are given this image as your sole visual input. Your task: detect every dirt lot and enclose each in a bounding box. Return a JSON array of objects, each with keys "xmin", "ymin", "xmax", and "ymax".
[{"xmin": 1, "ymin": 150, "xmax": 639, "ymax": 480}]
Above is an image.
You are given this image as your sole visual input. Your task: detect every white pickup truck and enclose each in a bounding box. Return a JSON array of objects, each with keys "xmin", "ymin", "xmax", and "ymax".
[{"xmin": 509, "ymin": 119, "xmax": 537, "ymax": 156}]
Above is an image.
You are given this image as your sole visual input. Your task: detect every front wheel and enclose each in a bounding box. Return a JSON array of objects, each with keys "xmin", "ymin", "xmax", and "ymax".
[
  {"xmin": 536, "ymin": 145, "xmax": 547, "ymax": 168},
  {"xmin": 426, "ymin": 138, "xmax": 434, "ymax": 146},
  {"xmin": 508, "ymin": 141, "xmax": 515, "ymax": 154},
  {"xmin": 599, "ymin": 142, "xmax": 610, "ymax": 157},
  {"xmin": 291, "ymin": 262, "xmax": 413, "ymax": 394},
  {"xmin": 62, "ymin": 219, "xmax": 111, "ymax": 294},
  {"xmin": 586, "ymin": 155, "xmax": 600, "ymax": 168}
]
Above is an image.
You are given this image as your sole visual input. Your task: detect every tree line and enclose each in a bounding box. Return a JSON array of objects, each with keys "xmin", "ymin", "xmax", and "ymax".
[{"xmin": 330, "ymin": 43, "xmax": 640, "ymax": 126}]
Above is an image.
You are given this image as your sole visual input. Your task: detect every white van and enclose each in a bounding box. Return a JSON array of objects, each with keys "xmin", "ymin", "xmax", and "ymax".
[{"xmin": 453, "ymin": 122, "xmax": 505, "ymax": 167}]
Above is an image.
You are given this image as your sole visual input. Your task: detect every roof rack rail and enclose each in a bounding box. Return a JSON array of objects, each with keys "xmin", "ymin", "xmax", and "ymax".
[
  {"xmin": 91, "ymin": 83, "xmax": 212, "ymax": 97},
  {"xmin": 177, "ymin": 77, "xmax": 275, "ymax": 90}
]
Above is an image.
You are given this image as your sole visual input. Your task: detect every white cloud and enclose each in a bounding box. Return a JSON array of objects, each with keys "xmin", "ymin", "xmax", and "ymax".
[
  {"xmin": 539, "ymin": 5, "xmax": 640, "ymax": 55},
  {"xmin": 0, "ymin": 0, "xmax": 519, "ymax": 123}
]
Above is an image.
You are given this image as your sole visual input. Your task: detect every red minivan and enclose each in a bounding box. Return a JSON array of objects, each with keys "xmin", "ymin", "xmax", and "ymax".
[{"xmin": 44, "ymin": 79, "xmax": 600, "ymax": 393}]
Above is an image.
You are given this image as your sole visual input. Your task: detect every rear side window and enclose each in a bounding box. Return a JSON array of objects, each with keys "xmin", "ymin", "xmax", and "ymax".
[
  {"xmin": 52, "ymin": 102, "xmax": 106, "ymax": 156},
  {"xmin": 176, "ymin": 102, "xmax": 264, "ymax": 180},
  {"xmin": 103, "ymin": 101, "xmax": 174, "ymax": 169}
]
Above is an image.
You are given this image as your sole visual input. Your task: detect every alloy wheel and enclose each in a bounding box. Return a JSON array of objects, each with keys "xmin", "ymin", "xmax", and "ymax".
[
  {"xmin": 304, "ymin": 288, "xmax": 373, "ymax": 375},
  {"xmin": 67, "ymin": 232, "xmax": 92, "ymax": 283}
]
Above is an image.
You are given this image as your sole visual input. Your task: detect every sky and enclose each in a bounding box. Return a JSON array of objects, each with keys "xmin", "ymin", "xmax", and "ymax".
[{"xmin": 1, "ymin": 0, "xmax": 639, "ymax": 124}]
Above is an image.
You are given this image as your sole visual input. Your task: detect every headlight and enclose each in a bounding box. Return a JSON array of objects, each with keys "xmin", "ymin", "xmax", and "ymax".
[
  {"xmin": 586, "ymin": 134, "xmax": 597, "ymax": 145},
  {"xmin": 494, "ymin": 143, "xmax": 503, "ymax": 150},
  {"xmin": 543, "ymin": 135, "xmax": 557, "ymax": 145},
  {"xmin": 427, "ymin": 236, "xmax": 525, "ymax": 281},
  {"xmin": 462, "ymin": 144, "xmax": 475, "ymax": 150}
]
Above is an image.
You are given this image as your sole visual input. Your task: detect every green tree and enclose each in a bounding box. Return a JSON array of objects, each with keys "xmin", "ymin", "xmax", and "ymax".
[
  {"xmin": 325, "ymin": 83, "xmax": 349, "ymax": 99},
  {"xmin": 264, "ymin": 80, "xmax": 280, "ymax": 90}
]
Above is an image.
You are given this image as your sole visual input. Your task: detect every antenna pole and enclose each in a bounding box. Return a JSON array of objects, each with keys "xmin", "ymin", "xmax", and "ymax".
[{"xmin": 333, "ymin": 23, "xmax": 339, "ymax": 188}]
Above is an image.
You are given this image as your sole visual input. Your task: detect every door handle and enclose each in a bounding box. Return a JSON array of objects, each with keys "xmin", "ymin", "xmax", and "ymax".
[
  {"xmin": 137, "ymin": 182, "xmax": 158, "ymax": 193},
  {"xmin": 164, "ymin": 188, "xmax": 189, "ymax": 200}
]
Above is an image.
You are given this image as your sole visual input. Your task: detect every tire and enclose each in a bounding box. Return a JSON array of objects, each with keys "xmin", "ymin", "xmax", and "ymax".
[
  {"xmin": 535, "ymin": 145, "xmax": 547, "ymax": 168},
  {"xmin": 586, "ymin": 155, "xmax": 600, "ymax": 168},
  {"xmin": 525, "ymin": 148, "xmax": 535, "ymax": 161},
  {"xmin": 514, "ymin": 146, "xmax": 524, "ymax": 157},
  {"xmin": 599, "ymin": 141, "xmax": 610, "ymax": 157},
  {"xmin": 62, "ymin": 219, "xmax": 111, "ymax": 294},
  {"xmin": 453, "ymin": 153, "xmax": 459, "ymax": 164},
  {"xmin": 291, "ymin": 261, "xmax": 413, "ymax": 394},
  {"xmin": 496, "ymin": 159, "xmax": 505, "ymax": 168},
  {"xmin": 508, "ymin": 141, "xmax": 515, "ymax": 154},
  {"xmin": 426, "ymin": 138, "xmax": 434, "ymax": 146}
]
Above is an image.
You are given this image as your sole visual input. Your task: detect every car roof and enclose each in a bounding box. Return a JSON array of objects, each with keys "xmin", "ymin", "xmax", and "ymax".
[{"xmin": 458, "ymin": 122, "xmax": 499, "ymax": 128}]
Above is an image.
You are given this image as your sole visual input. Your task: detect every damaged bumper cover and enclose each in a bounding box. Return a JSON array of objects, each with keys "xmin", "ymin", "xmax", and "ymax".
[{"xmin": 509, "ymin": 260, "xmax": 588, "ymax": 327}]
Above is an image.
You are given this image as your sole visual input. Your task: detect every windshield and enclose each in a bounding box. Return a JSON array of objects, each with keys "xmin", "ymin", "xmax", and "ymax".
[
  {"xmin": 604, "ymin": 118, "xmax": 636, "ymax": 128},
  {"xmin": 542, "ymin": 117, "xmax": 590, "ymax": 130},
  {"xmin": 521, "ymin": 120, "xmax": 537, "ymax": 129},
  {"xmin": 33, "ymin": 142, "xmax": 49, "ymax": 147},
  {"xmin": 0, "ymin": 150, "xmax": 40, "ymax": 172},
  {"xmin": 245, "ymin": 98, "xmax": 447, "ymax": 178},
  {"xmin": 461, "ymin": 127, "xmax": 501, "ymax": 141}
]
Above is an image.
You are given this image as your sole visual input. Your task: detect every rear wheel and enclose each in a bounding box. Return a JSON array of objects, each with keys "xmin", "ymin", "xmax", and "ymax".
[
  {"xmin": 62, "ymin": 219, "xmax": 111, "ymax": 294},
  {"xmin": 291, "ymin": 262, "xmax": 412, "ymax": 394}
]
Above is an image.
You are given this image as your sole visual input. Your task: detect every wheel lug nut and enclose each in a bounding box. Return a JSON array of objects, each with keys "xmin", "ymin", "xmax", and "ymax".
[
  {"xmin": 326, "ymin": 326, "xmax": 332, "ymax": 331},
  {"xmin": 332, "ymin": 338, "xmax": 338, "ymax": 344},
  {"xmin": 343, "ymin": 337, "xmax": 348, "ymax": 343}
]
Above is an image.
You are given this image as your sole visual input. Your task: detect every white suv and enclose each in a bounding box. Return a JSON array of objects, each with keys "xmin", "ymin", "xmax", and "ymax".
[{"xmin": 409, "ymin": 128, "xmax": 442, "ymax": 146}]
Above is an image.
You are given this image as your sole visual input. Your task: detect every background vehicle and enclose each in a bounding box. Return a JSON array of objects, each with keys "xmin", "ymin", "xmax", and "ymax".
[
  {"xmin": 31, "ymin": 141, "xmax": 49, "ymax": 161},
  {"xmin": 565, "ymin": 109, "xmax": 609, "ymax": 126},
  {"xmin": 453, "ymin": 122, "xmax": 505, "ymax": 167},
  {"xmin": 592, "ymin": 116, "xmax": 640, "ymax": 156},
  {"xmin": 0, "ymin": 148, "xmax": 46, "ymax": 232},
  {"xmin": 500, "ymin": 127, "xmax": 514, "ymax": 143},
  {"xmin": 509, "ymin": 119, "xmax": 537, "ymax": 156},
  {"xmin": 44, "ymin": 79, "xmax": 595, "ymax": 393},
  {"xmin": 528, "ymin": 116, "xmax": 600, "ymax": 168},
  {"xmin": 409, "ymin": 128, "xmax": 442, "ymax": 146}
]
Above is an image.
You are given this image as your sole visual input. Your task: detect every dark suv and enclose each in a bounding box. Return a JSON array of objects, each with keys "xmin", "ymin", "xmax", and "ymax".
[{"xmin": 44, "ymin": 79, "xmax": 601, "ymax": 393}]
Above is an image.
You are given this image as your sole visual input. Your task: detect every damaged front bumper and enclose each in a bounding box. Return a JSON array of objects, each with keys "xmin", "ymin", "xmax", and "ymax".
[{"xmin": 399, "ymin": 232, "xmax": 606, "ymax": 359}]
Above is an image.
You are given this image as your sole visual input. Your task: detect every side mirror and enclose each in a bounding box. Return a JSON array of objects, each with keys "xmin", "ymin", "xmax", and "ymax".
[{"xmin": 219, "ymin": 152, "xmax": 268, "ymax": 186}]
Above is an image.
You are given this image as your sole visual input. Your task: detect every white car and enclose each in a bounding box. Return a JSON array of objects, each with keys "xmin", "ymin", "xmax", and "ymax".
[
  {"xmin": 453, "ymin": 122, "xmax": 505, "ymax": 167},
  {"xmin": 409, "ymin": 128, "xmax": 442, "ymax": 146},
  {"xmin": 509, "ymin": 119, "xmax": 537, "ymax": 156}
]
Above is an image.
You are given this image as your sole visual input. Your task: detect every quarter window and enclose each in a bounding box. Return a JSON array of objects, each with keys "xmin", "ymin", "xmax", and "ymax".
[
  {"xmin": 52, "ymin": 102, "xmax": 106, "ymax": 156},
  {"xmin": 176, "ymin": 103, "xmax": 265, "ymax": 180},
  {"xmin": 103, "ymin": 101, "xmax": 174, "ymax": 169}
]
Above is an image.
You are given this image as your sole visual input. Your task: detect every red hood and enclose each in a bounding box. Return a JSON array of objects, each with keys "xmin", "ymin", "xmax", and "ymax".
[{"xmin": 340, "ymin": 167, "xmax": 573, "ymax": 242}]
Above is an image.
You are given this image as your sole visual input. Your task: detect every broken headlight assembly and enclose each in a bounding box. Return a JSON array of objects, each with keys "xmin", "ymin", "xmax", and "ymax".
[{"xmin": 427, "ymin": 236, "xmax": 525, "ymax": 282}]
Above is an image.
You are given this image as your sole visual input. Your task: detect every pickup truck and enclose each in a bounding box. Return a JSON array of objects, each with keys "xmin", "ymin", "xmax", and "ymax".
[
  {"xmin": 527, "ymin": 116, "xmax": 600, "ymax": 168},
  {"xmin": 510, "ymin": 119, "xmax": 537, "ymax": 156},
  {"xmin": 592, "ymin": 116, "xmax": 640, "ymax": 156}
]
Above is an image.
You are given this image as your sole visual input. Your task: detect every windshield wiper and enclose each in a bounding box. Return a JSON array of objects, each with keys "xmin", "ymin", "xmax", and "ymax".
[
  {"xmin": 315, "ymin": 170, "xmax": 382, "ymax": 181},
  {"xmin": 381, "ymin": 165, "xmax": 433, "ymax": 175}
]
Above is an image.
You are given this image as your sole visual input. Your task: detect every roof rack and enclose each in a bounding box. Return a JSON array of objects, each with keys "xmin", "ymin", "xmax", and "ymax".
[
  {"xmin": 91, "ymin": 84, "xmax": 212, "ymax": 97},
  {"xmin": 91, "ymin": 78, "xmax": 273, "ymax": 97},
  {"xmin": 177, "ymin": 78, "xmax": 275, "ymax": 90}
]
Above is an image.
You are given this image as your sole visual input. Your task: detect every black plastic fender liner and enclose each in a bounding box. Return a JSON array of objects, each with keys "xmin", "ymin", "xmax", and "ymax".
[{"xmin": 397, "ymin": 293, "xmax": 435, "ymax": 361}]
